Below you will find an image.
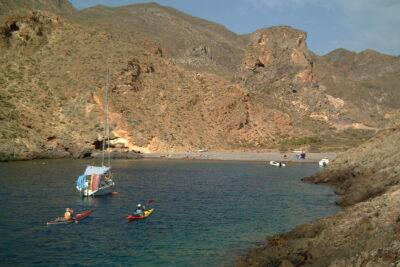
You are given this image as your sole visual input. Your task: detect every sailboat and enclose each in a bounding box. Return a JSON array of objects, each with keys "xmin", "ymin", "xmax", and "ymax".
[{"xmin": 76, "ymin": 71, "xmax": 115, "ymax": 197}]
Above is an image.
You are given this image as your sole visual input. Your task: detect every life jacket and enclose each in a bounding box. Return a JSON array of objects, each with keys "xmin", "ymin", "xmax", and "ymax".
[
  {"xmin": 64, "ymin": 211, "xmax": 72, "ymax": 220},
  {"xmin": 134, "ymin": 208, "xmax": 144, "ymax": 216}
]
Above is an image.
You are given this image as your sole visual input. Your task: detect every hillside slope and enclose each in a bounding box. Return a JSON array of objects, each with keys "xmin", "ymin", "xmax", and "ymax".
[
  {"xmin": 78, "ymin": 2, "xmax": 246, "ymax": 79},
  {"xmin": 0, "ymin": 0, "xmax": 76, "ymax": 15},
  {"xmin": 0, "ymin": 0, "xmax": 399, "ymax": 161},
  {"xmin": 0, "ymin": 9, "xmax": 278, "ymax": 160}
]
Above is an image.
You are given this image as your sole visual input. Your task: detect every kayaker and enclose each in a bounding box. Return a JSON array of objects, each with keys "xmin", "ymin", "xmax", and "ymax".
[
  {"xmin": 64, "ymin": 208, "xmax": 74, "ymax": 220},
  {"xmin": 133, "ymin": 204, "xmax": 145, "ymax": 217}
]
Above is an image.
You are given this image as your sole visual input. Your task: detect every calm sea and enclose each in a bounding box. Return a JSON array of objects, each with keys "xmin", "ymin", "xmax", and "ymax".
[{"xmin": 0, "ymin": 159, "xmax": 339, "ymax": 266}]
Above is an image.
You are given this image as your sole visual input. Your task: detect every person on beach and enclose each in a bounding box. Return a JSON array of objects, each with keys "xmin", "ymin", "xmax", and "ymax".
[
  {"xmin": 133, "ymin": 204, "xmax": 145, "ymax": 217},
  {"xmin": 64, "ymin": 208, "xmax": 74, "ymax": 220}
]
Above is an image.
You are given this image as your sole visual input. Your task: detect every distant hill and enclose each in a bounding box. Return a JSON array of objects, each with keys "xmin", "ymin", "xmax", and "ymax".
[{"xmin": 0, "ymin": 0, "xmax": 399, "ymax": 160}]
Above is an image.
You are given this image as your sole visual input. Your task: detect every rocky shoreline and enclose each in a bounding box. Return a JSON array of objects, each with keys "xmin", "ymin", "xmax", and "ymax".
[
  {"xmin": 0, "ymin": 149, "xmax": 144, "ymax": 162},
  {"xmin": 237, "ymin": 126, "xmax": 400, "ymax": 266}
]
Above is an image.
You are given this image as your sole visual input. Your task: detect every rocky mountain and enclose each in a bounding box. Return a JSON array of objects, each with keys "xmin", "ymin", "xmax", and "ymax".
[
  {"xmin": 0, "ymin": 0, "xmax": 399, "ymax": 160},
  {"xmin": 238, "ymin": 125, "xmax": 400, "ymax": 266}
]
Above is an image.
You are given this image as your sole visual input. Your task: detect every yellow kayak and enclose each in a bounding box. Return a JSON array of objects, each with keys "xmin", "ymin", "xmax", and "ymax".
[{"xmin": 127, "ymin": 209, "xmax": 154, "ymax": 221}]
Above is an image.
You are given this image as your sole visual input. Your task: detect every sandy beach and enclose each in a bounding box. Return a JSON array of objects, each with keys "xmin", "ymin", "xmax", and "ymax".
[{"xmin": 141, "ymin": 151, "xmax": 337, "ymax": 163}]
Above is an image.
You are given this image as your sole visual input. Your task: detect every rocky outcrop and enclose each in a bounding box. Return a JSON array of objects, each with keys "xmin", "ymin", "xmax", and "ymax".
[
  {"xmin": 0, "ymin": 10, "xmax": 61, "ymax": 50},
  {"xmin": 305, "ymin": 126, "xmax": 400, "ymax": 206},
  {"xmin": 237, "ymin": 126, "xmax": 400, "ymax": 266}
]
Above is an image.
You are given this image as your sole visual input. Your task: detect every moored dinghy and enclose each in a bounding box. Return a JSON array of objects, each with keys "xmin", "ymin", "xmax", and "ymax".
[
  {"xmin": 319, "ymin": 158, "xmax": 329, "ymax": 167},
  {"xmin": 270, "ymin": 161, "xmax": 286, "ymax": 167}
]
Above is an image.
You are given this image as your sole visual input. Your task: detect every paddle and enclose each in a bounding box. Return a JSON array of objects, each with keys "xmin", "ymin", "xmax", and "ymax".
[
  {"xmin": 145, "ymin": 199, "xmax": 154, "ymax": 207},
  {"xmin": 140, "ymin": 200, "xmax": 154, "ymax": 212},
  {"xmin": 144, "ymin": 199, "xmax": 155, "ymax": 211}
]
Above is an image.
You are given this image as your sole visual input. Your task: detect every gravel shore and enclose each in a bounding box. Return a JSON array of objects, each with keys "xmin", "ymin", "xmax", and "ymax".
[{"xmin": 141, "ymin": 151, "xmax": 337, "ymax": 163}]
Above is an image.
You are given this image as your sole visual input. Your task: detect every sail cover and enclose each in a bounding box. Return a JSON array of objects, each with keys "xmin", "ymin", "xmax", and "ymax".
[
  {"xmin": 77, "ymin": 175, "xmax": 87, "ymax": 189},
  {"xmin": 90, "ymin": 174, "xmax": 102, "ymax": 191},
  {"xmin": 83, "ymin": 166, "xmax": 111, "ymax": 175}
]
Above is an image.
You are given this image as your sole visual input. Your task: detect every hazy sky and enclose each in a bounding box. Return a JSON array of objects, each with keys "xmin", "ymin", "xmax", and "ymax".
[{"xmin": 70, "ymin": 0, "xmax": 400, "ymax": 56}]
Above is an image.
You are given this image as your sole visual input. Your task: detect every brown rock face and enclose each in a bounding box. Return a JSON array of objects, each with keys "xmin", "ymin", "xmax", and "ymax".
[
  {"xmin": 240, "ymin": 26, "xmax": 317, "ymax": 112},
  {"xmin": 243, "ymin": 26, "xmax": 310, "ymax": 70}
]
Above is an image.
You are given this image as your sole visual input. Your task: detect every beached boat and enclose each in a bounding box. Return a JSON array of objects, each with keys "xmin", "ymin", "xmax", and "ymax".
[
  {"xmin": 270, "ymin": 161, "xmax": 286, "ymax": 167},
  {"xmin": 319, "ymin": 158, "xmax": 329, "ymax": 167},
  {"xmin": 76, "ymin": 71, "xmax": 115, "ymax": 197}
]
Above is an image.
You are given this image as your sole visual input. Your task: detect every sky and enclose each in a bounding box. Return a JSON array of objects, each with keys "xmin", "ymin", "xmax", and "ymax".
[{"xmin": 70, "ymin": 0, "xmax": 400, "ymax": 56}]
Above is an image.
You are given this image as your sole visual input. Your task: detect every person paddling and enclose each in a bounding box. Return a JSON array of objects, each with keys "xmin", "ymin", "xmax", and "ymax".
[
  {"xmin": 133, "ymin": 204, "xmax": 145, "ymax": 217},
  {"xmin": 64, "ymin": 208, "xmax": 74, "ymax": 220}
]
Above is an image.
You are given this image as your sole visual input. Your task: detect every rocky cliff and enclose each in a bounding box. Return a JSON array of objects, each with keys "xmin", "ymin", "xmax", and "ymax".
[
  {"xmin": 237, "ymin": 126, "xmax": 400, "ymax": 266},
  {"xmin": 0, "ymin": 0, "xmax": 399, "ymax": 161}
]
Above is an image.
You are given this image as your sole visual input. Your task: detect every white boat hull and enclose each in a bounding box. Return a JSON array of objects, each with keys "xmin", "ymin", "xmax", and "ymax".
[
  {"xmin": 319, "ymin": 158, "xmax": 329, "ymax": 167},
  {"xmin": 269, "ymin": 161, "xmax": 286, "ymax": 167},
  {"xmin": 77, "ymin": 181, "xmax": 115, "ymax": 197}
]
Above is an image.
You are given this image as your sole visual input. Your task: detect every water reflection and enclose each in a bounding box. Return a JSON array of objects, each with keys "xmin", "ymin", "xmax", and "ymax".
[{"xmin": 76, "ymin": 196, "xmax": 100, "ymax": 207}]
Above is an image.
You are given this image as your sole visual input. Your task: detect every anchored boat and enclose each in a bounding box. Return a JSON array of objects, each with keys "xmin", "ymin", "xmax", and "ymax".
[
  {"xmin": 76, "ymin": 70, "xmax": 116, "ymax": 197},
  {"xmin": 76, "ymin": 166, "xmax": 115, "ymax": 197}
]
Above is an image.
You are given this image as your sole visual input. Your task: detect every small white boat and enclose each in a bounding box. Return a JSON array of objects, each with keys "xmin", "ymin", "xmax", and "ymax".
[
  {"xmin": 319, "ymin": 158, "xmax": 329, "ymax": 167},
  {"xmin": 270, "ymin": 161, "xmax": 286, "ymax": 167}
]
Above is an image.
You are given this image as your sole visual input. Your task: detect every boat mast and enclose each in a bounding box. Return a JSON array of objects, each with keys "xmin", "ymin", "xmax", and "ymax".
[
  {"xmin": 105, "ymin": 69, "xmax": 111, "ymax": 167},
  {"xmin": 101, "ymin": 69, "xmax": 111, "ymax": 167}
]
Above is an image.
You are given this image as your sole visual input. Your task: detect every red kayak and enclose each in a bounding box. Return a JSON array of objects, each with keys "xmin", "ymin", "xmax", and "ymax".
[
  {"xmin": 46, "ymin": 210, "xmax": 94, "ymax": 225},
  {"xmin": 127, "ymin": 209, "xmax": 154, "ymax": 221}
]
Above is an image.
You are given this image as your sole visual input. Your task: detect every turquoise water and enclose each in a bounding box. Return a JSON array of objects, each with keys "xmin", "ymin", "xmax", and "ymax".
[{"xmin": 0, "ymin": 159, "xmax": 340, "ymax": 266}]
